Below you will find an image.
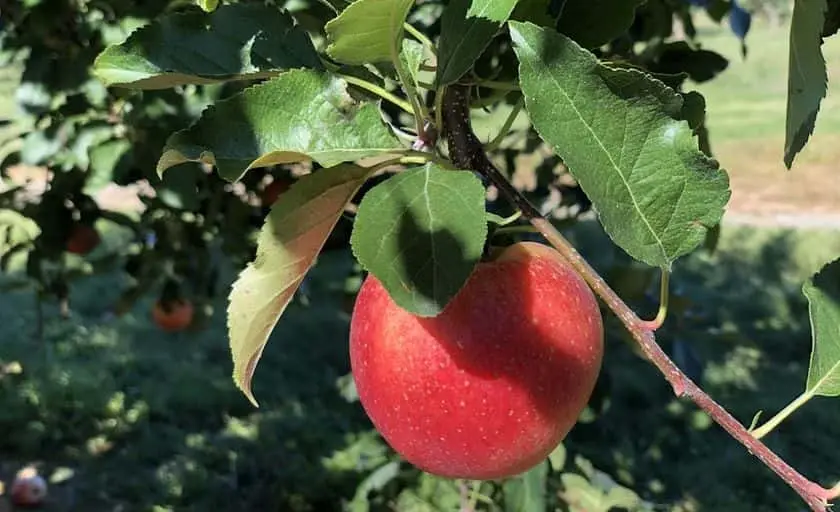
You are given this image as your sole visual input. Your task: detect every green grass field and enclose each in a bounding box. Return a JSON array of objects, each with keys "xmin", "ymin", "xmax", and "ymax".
[{"xmin": 1, "ymin": 220, "xmax": 840, "ymax": 511}]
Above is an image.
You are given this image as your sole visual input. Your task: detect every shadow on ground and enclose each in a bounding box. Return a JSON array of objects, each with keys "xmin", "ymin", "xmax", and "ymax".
[{"xmin": 1, "ymin": 221, "xmax": 839, "ymax": 511}]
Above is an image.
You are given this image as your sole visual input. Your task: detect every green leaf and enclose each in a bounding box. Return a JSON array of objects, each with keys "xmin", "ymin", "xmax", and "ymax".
[
  {"xmin": 509, "ymin": 22, "xmax": 730, "ymax": 269},
  {"xmin": 510, "ymin": 0, "xmax": 555, "ymax": 26},
  {"xmin": 556, "ymin": 0, "xmax": 646, "ymax": 49},
  {"xmin": 502, "ymin": 460, "xmax": 548, "ymax": 512},
  {"xmin": 823, "ymin": 0, "xmax": 840, "ymax": 37},
  {"xmin": 559, "ymin": 471, "xmax": 643, "ymax": 512},
  {"xmin": 350, "ymin": 164, "xmax": 487, "ymax": 317},
  {"xmin": 784, "ymin": 0, "xmax": 829, "ymax": 169},
  {"xmin": 324, "ymin": 0, "xmax": 415, "ymax": 65},
  {"xmin": 157, "ymin": 163, "xmax": 202, "ymax": 210},
  {"xmin": 804, "ymin": 258, "xmax": 840, "ymax": 397},
  {"xmin": 437, "ymin": 0, "xmax": 501, "ymax": 86},
  {"xmin": 559, "ymin": 473, "xmax": 605, "ymax": 512},
  {"xmin": 157, "ymin": 69, "xmax": 402, "ymax": 182},
  {"xmin": 197, "ymin": 0, "xmax": 219, "ymax": 12},
  {"xmin": 548, "ymin": 443, "xmax": 567, "ymax": 471},
  {"xmin": 85, "ymin": 139, "xmax": 133, "ymax": 195},
  {"xmin": 93, "ymin": 3, "xmax": 322, "ymax": 89},
  {"xmin": 468, "ymin": 0, "xmax": 520, "ymax": 22},
  {"xmin": 399, "ymin": 39, "xmax": 426, "ymax": 90},
  {"xmin": 229, "ymin": 164, "xmax": 375, "ymax": 406},
  {"xmin": 348, "ymin": 461, "xmax": 402, "ymax": 511},
  {"xmin": 0, "ymin": 209, "xmax": 40, "ymax": 249}
]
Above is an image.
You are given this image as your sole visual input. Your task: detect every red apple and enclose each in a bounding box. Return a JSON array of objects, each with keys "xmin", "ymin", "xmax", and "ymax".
[
  {"xmin": 10, "ymin": 468, "xmax": 47, "ymax": 508},
  {"xmin": 66, "ymin": 224, "xmax": 101, "ymax": 255},
  {"xmin": 152, "ymin": 298, "xmax": 195, "ymax": 332},
  {"xmin": 349, "ymin": 241, "xmax": 603, "ymax": 480}
]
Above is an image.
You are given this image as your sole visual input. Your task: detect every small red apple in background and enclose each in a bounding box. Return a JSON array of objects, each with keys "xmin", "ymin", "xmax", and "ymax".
[
  {"xmin": 152, "ymin": 298, "xmax": 194, "ymax": 332},
  {"xmin": 349, "ymin": 241, "xmax": 604, "ymax": 480},
  {"xmin": 9, "ymin": 467, "xmax": 47, "ymax": 508},
  {"xmin": 65, "ymin": 224, "xmax": 101, "ymax": 255}
]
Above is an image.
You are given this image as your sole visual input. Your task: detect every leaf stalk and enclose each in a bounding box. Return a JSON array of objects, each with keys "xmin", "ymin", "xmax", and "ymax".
[
  {"xmin": 750, "ymin": 389, "xmax": 815, "ymax": 440},
  {"xmin": 639, "ymin": 269, "xmax": 670, "ymax": 331},
  {"xmin": 485, "ymin": 95, "xmax": 525, "ymax": 152},
  {"xmin": 403, "ymin": 23, "xmax": 436, "ymax": 55}
]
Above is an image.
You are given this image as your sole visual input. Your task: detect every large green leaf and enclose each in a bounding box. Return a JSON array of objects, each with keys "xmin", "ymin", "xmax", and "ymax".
[
  {"xmin": 510, "ymin": 22, "xmax": 730, "ymax": 269},
  {"xmin": 502, "ymin": 460, "xmax": 548, "ymax": 512},
  {"xmin": 93, "ymin": 3, "xmax": 322, "ymax": 89},
  {"xmin": 229, "ymin": 164, "xmax": 375, "ymax": 406},
  {"xmin": 350, "ymin": 164, "xmax": 487, "ymax": 317},
  {"xmin": 325, "ymin": 0, "xmax": 415, "ymax": 65},
  {"xmin": 468, "ymin": 0, "xmax": 520, "ymax": 22},
  {"xmin": 804, "ymin": 258, "xmax": 840, "ymax": 396},
  {"xmin": 556, "ymin": 0, "xmax": 646, "ymax": 49},
  {"xmin": 784, "ymin": 0, "xmax": 829, "ymax": 169},
  {"xmin": 157, "ymin": 69, "xmax": 403, "ymax": 182},
  {"xmin": 436, "ymin": 0, "xmax": 501, "ymax": 86}
]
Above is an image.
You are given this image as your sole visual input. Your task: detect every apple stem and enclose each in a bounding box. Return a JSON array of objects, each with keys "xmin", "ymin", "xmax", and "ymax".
[
  {"xmin": 441, "ymin": 84, "xmax": 834, "ymax": 512},
  {"xmin": 638, "ymin": 269, "xmax": 669, "ymax": 331}
]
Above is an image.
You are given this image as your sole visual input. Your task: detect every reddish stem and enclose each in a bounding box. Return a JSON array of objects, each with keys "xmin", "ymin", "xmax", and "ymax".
[{"xmin": 439, "ymin": 84, "xmax": 834, "ymax": 512}]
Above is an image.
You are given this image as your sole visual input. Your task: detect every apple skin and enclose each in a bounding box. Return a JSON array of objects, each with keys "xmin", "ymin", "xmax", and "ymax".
[{"xmin": 349, "ymin": 242, "xmax": 604, "ymax": 480}]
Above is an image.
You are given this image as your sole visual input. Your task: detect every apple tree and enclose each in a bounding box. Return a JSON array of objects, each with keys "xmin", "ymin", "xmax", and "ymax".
[{"xmin": 0, "ymin": 0, "xmax": 304, "ymax": 332}]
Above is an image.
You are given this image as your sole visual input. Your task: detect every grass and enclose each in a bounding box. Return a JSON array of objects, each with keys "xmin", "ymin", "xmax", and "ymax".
[{"xmin": 1, "ymin": 220, "xmax": 840, "ymax": 511}]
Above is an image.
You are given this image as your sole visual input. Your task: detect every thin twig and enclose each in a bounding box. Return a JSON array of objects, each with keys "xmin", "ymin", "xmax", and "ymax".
[{"xmin": 440, "ymin": 84, "xmax": 833, "ymax": 512}]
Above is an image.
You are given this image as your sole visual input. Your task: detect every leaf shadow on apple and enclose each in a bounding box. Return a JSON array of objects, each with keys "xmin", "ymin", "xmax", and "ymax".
[
  {"xmin": 393, "ymin": 204, "xmax": 478, "ymax": 315},
  {"xmin": 413, "ymin": 256, "xmax": 598, "ymax": 425}
]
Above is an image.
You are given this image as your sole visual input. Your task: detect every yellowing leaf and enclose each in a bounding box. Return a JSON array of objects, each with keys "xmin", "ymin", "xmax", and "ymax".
[{"xmin": 228, "ymin": 164, "xmax": 375, "ymax": 406}]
